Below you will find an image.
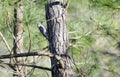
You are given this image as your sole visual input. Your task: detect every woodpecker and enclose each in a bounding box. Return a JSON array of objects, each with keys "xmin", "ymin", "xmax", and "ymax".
[{"xmin": 37, "ymin": 22, "xmax": 48, "ymax": 39}]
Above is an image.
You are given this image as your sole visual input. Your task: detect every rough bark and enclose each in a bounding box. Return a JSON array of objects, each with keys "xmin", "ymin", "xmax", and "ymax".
[
  {"xmin": 46, "ymin": 0, "xmax": 73, "ymax": 77},
  {"xmin": 13, "ymin": 0, "xmax": 26, "ymax": 77}
]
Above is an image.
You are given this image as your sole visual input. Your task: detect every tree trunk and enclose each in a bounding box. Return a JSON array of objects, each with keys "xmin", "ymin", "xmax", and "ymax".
[
  {"xmin": 13, "ymin": 0, "xmax": 26, "ymax": 77},
  {"xmin": 46, "ymin": 0, "xmax": 73, "ymax": 77}
]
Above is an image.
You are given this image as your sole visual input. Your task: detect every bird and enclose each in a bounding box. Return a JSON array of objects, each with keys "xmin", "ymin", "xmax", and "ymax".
[{"xmin": 37, "ymin": 22, "xmax": 48, "ymax": 39}]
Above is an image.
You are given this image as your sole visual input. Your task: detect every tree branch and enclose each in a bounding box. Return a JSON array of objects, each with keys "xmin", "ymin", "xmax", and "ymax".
[
  {"xmin": 0, "ymin": 52, "xmax": 53, "ymax": 59},
  {"xmin": 0, "ymin": 51, "xmax": 64, "ymax": 69},
  {"xmin": 16, "ymin": 63, "xmax": 51, "ymax": 71},
  {"xmin": 0, "ymin": 62, "xmax": 51, "ymax": 71},
  {"xmin": 0, "ymin": 32, "xmax": 11, "ymax": 53}
]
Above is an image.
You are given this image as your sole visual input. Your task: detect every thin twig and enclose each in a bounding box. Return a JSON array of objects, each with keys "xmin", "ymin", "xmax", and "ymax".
[
  {"xmin": 0, "ymin": 32, "xmax": 11, "ymax": 53},
  {"xmin": 1, "ymin": 62, "xmax": 51, "ymax": 71}
]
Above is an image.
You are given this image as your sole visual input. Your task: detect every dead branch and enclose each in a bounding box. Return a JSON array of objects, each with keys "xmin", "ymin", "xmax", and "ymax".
[
  {"xmin": 0, "ymin": 61, "xmax": 51, "ymax": 71},
  {"xmin": 10, "ymin": 63, "xmax": 51, "ymax": 71},
  {"xmin": 0, "ymin": 32, "xmax": 11, "ymax": 53},
  {"xmin": 0, "ymin": 51, "xmax": 64, "ymax": 69},
  {"xmin": 0, "ymin": 52, "xmax": 54, "ymax": 59},
  {"xmin": 16, "ymin": 63, "xmax": 51, "ymax": 71}
]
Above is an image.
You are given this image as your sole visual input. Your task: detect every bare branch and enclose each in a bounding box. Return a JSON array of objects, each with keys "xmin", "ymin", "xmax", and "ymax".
[
  {"xmin": 0, "ymin": 52, "xmax": 53, "ymax": 59},
  {"xmin": 16, "ymin": 63, "xmax": 51, "ymax": 71},
  {"xmin": 0, "ymin": 62, "xmax": 51, "ymax": 71},
  {"xmin": 0, "ymin": 32, "xmax": 11, "ymax": 53},
  {"xmin": 0, "ymin": 51, "xmax": 65, "ymax": 69}
]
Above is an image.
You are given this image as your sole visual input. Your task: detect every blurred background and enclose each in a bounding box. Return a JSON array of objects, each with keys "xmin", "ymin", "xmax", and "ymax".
[{"xmin": 0, "ymin": 0, "xmax": 120, "ymax": 77}]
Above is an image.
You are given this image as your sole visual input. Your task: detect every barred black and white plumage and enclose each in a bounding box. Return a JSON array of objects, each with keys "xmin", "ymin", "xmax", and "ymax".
[{"xmin": 37, "ymin": 22, "xmax": 48, "ymax": 39}]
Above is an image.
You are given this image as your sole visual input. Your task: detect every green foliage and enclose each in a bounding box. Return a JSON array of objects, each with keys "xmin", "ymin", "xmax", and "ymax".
[
  {"xmin": 0, "ymin": 0, "xmax": 120, "ymax": 77},
  {"xmin": 89, "ymin": 0, "xmax": 120, "ymax": 8}
]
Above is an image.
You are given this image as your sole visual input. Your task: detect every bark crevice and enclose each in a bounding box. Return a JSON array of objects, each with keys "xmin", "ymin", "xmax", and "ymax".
[{"xmin": 45, "ymin": 0, "xmax": 73, "ymax": 77}]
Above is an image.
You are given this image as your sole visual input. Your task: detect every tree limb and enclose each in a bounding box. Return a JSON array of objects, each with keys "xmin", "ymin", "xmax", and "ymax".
[
  {"xmin": 0, "ymin": 62, "xmax": 51, "ymax": 71},
  {"xmin": 0, "ymin": 52, "xmax": 53, "ymax": 59},
  {"xmin": 0, "ymin": 51, "xmax": 64, "ymax": 69}
]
